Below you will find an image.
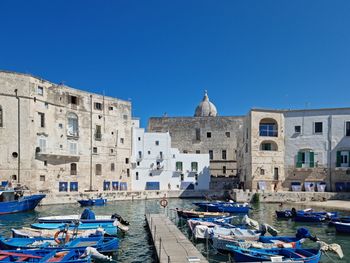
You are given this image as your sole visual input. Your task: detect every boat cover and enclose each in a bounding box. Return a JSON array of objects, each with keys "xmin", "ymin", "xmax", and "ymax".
[{"xmin": 81, "ymin": 208, "xmax": 96, "ymax": 220}]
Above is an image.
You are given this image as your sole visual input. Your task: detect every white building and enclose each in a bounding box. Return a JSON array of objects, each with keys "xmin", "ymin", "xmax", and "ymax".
[{"xmin": 131, "ymin": 119, "xmax": 210, "ymax": 191}]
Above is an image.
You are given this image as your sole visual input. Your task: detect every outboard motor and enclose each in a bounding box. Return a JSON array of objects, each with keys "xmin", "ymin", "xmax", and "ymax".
[{"xmin": 111, "ymin": 213, "xmax": 130, "ymax": 226}]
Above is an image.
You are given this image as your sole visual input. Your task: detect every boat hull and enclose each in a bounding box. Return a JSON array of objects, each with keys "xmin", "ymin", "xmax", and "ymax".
[
  {"xmin": 77, "ymin": 199, "xmax": 107, "ymax": 206},
  {"xmin": 0, "ymin": 194, "xmax": 45, "ymax": 214},
  {"xmin": 334, "ymin": 222, "xmax": 350, "ymax": 233}
]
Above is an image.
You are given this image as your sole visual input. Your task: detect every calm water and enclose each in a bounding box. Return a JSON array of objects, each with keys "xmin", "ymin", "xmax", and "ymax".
[{"xmin": 0, "ymin": 199, "xmax": 348, "ymax": 262}]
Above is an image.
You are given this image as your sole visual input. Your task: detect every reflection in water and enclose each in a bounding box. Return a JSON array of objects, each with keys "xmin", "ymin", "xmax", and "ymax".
[{"xmin": 0, "ymin": 199, "xmax": 348, "ymax": 262}]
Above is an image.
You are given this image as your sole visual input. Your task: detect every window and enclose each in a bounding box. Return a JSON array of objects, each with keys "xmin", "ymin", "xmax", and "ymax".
[
  {"xmin": 260, "ymin": 168, "xmax": 265, "ymax": 175},
  {"xmin": 38, "ymin": 137, "xmax": 47, "ymax": 153},
  {"xmin": 110, "ymin": 148, "xmax": 114, "ymax": 154},
  {"xmin": 67, "ymin": 113, "xmax": 78, "ymax": 137},
  {"xmin": 180, "ymin": 174, "xmax": 184, "ymax": 181},
  {"xmin": 59, "ymin": 182, "xmax": 68, "ymax": 192},
  {"xmin": 123, "ymin": 114, "xmax": 128, "ymax": 120},
  {"xmin": 274, "ymin": 167, "xmax": 279, "ymax": 180},
  {"xmin": 95, "ymin": 125, "xmax": 102, "ymax": 140},
  {"xmin": 195, "ymin": 128, "xmax": 201, "ymax": 141},
  {"xmin": 70, "ymin": 163, "xmax": 77, "ymax": 175},
  {"xmin": 138, "ymin": 151, "xmax": 142, "ymax": 159},
  {"xmin": 138, "ymin": 137, "xmax": 141, "ymax": 141},
  {"xmin": 69, "ymin": 141, "xmax": 77, "ymax": 155},
  {"xmin": 296, "ymin": 151, "xmax": 315, "ymax": 168},
  {"xmin": 346, "ymin": 122, "xmax": 350, "ymax": 136},
  {"xmin": 196, "ymin": 150, "xmax": 200, "ymax": 154},
  {"xmin": 44, "ymin": 160, "xmax": 47, "ymax": 166},
  {"xmin": 94, "ymin": 102, "xmax": 102, "ymax": 110},
  {"xmin": 195, "ymin": 174, "xmax": 198, "ymax": 181},
  {"xmin": 176, "ymin": 161, "xmax": 183, "ymax": 172},
  {"xmin": 0, "ymin": 106, "xmax": 2, "ymax": 127},
  {"xmin": 295, "ymin": 126, "xmax": 301, "ymax": 133},
  {"xmin": 336, "ymin": 151, "xmax": 350, "ymax": 167},
  {"xmin": 225, "ymin": 132, "xmax": 230, "ymax": 138},
  {"xmin": 155, "ymin": 141, "xmax": 159, "ymax": 146},
  {"xmin": 148, "ymin": 151, "xmax": 151, "ymax": 155},
  {"xmin": 125, "ymin": 158, "xmax": 129, "ymax": 164},
  {"xmin": 38, "ymin": 112, "xmax": 45, "ymax": 128},
  {"xmin": 136, "ymin": 172, "xmax": 139, "ymax": 180},
  {"xmin": 207, "ymin": 132, "xmax": 211, "ymax": 138},
  {"xmin": 120, "ymin": 138, "xmax": 124, "ymax": 144},
  {"xmin": 127, "ymin": 169, "xmax": 130, "ymax": 177},
  {"xmin": 259, "ymin": 119, "xmax": 278, "ymax": 137},
  {"xmin": 222, "ymin": 150, "xmax": 227, "ymax": 160},
  {"xmin": 159, "ymin": 151, "xmax": 163, "ymax": 159},
  {"xmin": 261, "ymin": 143, "xmax": 272, "ymax": 151},
  {"xmin": 314, "ymin": 122, "xmax": 323, "ymax": 134},
  {"xmin": 191, "ymin": 162, "xmax": 198, "ymax": 172},
  {"xmin": 58, "ymin": 123, "xmax": 63, "ymax": 129},
  {"xmin": 69, "ymin": 95, "xmax": 78, "ymax": 105},
  {"xmin": 70, "ymin": 182, "xmax": 78, "ymax": 192},
  {"xmin": 111, "ymin": 163, "xmax": 115, "ymax": 171},
  {"xmin": 37, "ymin": 86, "xmax": 44, "ymax": 95},
  {"xmin": 40, "ymin": 175, "xmax": 45, "ymax": 181},
  {"xmin": 96, "ymin": 164, "xmax": 102, "ymax": 175},
  {"xmin": 209, "ymin": 150, "xmax": 213, "ymax": 160},
  {"xmin": 223, "ymin": 166, "xmax": 226, "ymax": 174},
  {"xmin": 245, "ymin": 144, "xmax": 248, "ymax": 153},
  {"xmin": 109, "ymin": 106, "xmax": 113, "ymax": 111}
]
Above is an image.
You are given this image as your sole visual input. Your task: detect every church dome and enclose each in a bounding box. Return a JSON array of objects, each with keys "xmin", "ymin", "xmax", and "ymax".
[{"xmin": 194, "ymin": 91, "xmax": 218, "ymax": 117}]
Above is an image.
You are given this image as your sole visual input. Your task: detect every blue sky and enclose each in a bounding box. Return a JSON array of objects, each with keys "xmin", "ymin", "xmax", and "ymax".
[{"xmin": 1, "ymin": 1, "xmax": 350, "ymax": 127}]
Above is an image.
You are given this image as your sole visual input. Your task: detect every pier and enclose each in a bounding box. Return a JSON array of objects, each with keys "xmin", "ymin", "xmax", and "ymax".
[{"xmin": 145, "ymin": 213, "xmax": 209, "ymax": 263}]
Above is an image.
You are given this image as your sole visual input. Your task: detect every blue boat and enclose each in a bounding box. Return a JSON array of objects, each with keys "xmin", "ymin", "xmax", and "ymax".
[
  {"xmin": 77, "ymin": 198, "xmax": 107, "ymax": 207},
  {"xmin": 0, "ymin": 236, "xmax": 119, "ymax": 253},
  {"xmin": 30, "ymin": 222, "xmax": 118, "ymax": 236},
  {"xmin": 196, "ymin": 202, "xmax": 251, "ymax": 214},
  {"xmin": 226, "ymin": 246, "xmax": 321, "ymax": 263},
  {"xmin": 276, "ymin": 208, "xmax": 338, "ymax": 222},
  {"xmin": 329, "ymin": 216, "xmax": 350, "ymax": 226},
  {"xmin": 0, "ymin": 249, "xmax": 91, "ymax": 262},
  {"xmin": 334, "ymin": 222, "xmax": 350, "ymax": 234},
  {"xmin": 0, "ymin": 190, "xmax": 45, "ymax": 214}
]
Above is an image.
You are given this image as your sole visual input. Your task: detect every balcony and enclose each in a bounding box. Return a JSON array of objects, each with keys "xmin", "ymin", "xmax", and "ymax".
[{"xmin": 35, "ymin": 147, "xmax": 80, "ymax": 161}]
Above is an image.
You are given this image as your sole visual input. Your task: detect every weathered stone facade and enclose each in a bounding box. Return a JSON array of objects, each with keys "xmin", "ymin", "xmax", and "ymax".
[{"xmin": 0, "ymin": 71, "xmax": 132, "ymax": 195}]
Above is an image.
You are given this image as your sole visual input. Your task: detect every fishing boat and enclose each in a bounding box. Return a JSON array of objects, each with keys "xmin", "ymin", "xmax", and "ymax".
[
  {"xmin": 176, "ymin": 209, "xmax": 230, "ymax": 219},
  {"xmin": 77, "ymin": 198, "xmax": 107, "ymax": 207},
  {"xmin": 276, "ymin": 208, "xmax": 338, "ymax": 222},
  {"xmin": 0, "ymin": 236, "xmax": 119, "ymax": 253},
  {"xmin": 11, "ymin": 227, "xmax": 102, "ymax": 239},
  {"xmin": 30, "ymin": 222, "xmax": 119, "ymax": 236},
  {"xmin": 0, "ymin": 189, "xmax": 45, "ymax": 214},
  {"xmin": 195, "ymin": 202, "xmax": 251, "ymax": 214},
  {"xmin": 329, "ymin": 216, "xmax": 350, "ymax": 227},
  {"xmin": 226, "ymin": 245, "xmax": 321, "ymax": 263},
  {"xmin": 38, "ymin": 209, "xmax": 130, "ymax": 225},
  {"xmin": 0, "ymin": 249, "xmax": 91, "ymax": 262},
  {"xmin": 334, "ymin": 222, "xmax": 350, "ymax": 234}
]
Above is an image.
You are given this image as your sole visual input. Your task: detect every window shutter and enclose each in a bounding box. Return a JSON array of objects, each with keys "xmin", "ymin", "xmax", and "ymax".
[
  {"xmin": 296, "ymin": 152, "xmax": 302, "ymax": 168},
  {"xmin": 336, "ymin": 151, "xmax": 341, "ymax": 167},
  {"xmin": 348, "ymin": 151, "xmax": 350, "ymax": 167},
  {"xmin": 309, "ymin": 152, "xmax": 315, "ymax": 168}
]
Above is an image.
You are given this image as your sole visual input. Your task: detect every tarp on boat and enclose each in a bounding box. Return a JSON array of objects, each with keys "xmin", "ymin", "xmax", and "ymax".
[{"xmin": 81, "ymin": 208, "xmax": 96, "ymax": 220}]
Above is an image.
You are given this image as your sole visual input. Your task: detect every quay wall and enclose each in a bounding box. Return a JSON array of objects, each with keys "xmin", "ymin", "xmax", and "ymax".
[
  {"xmin": 39, "ymin": 190, "xmax": 224, "ymax": 205},
  {"xmin": 231, "ymin": 189, "xmax": 350, "ymax": 203}
]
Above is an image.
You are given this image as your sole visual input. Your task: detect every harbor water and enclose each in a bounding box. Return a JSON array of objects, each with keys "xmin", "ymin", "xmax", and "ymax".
[{"xmin": 0, "ymin": 198, "xmax": 348, "ymax": 262}]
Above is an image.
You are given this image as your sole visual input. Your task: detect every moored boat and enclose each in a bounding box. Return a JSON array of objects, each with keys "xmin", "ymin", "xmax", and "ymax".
[
  {"xmin": 334, "ymin": 222, "xmax": 350, "ymax": 234},
  {"xmin": 176, "ymin": 209, "xmax": 230, "ymax": 219},
  {"xmin": 77, "ymin": 198, "xmax": 107, "ymax": 207},
  {"xmin": 0, "ymin": 190, "xmax": 45, "ymax": 215},
  {"xmin": 196, "ymin": 202, "xmax": 251, "ymax": 214}
]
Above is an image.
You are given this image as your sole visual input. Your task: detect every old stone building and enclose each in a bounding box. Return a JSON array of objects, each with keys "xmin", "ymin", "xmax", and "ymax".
[
  {"xmin": 148, "ymin": 91, "xmax": 244, "ymax": 189},
  {"xmin": 0, "ymin": 71, "xmax": 132, "ymax": 194}
]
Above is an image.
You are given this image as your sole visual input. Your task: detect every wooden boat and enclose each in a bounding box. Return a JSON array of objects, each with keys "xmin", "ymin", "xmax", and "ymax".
[
  {"xmin": 276, "ymin": 208, "xmax": 338, "ymax": 222},
  {"xmin": 11, "ymin": 227, "xmax": 101, "ymax": 239},
  {"xmin": 0, "ymin": 236, "xmax": 119, "ymax": 253},
  {"xmin": 334, "ymin": 222, "xmax": 350, "ymax": 234},
  {"xmin": 196, "ymin": 202, "xmax": 251, "ymax": 214},
  {"xmin": 226, "ymin": 246, "xmax": 321, "ymax": 263},
  {"xmin": 77, "ymin": 198, "xmax": 107, "ymax": 207},
  {"xmin": 0, "ymin": 249, "xmax": 91, "ymax": 262},
  {"xmin": 329, "ymin": 216, "xmax": 350, "ymax": 226},
  {"xmin": 176, "ymin": 209, "xmax": 230, "ymax": 219},
  {"xmin": 0, "ymin": 190, "xmax": 45, "ymax": 214}
]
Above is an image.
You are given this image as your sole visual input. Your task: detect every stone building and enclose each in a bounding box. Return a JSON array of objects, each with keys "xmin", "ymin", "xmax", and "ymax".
[
  {"xmin": 239, "ymin": 108, "xmax": 350, "ymax": 192},
  {"xmin": 148, "ymin": 91, "xmax": 244, "ymax": 189},
  {"xmin": 131, "ymin": 119, "xmax": 210, "ymax": 191},
  {"xmin": 0, "ymin": 71, "xmax": 132, "ymax": 194}
]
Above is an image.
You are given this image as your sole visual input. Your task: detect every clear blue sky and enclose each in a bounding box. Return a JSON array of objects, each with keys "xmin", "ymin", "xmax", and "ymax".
[{"xmin": 1, "ymin": 1, "xmax": 350, "ymax": 127}]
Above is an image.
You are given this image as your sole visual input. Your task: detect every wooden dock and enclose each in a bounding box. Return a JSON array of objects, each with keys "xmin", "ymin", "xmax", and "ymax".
[{"xmin": 145, "ymin": 213, "xmax": 209, "ymax": 263}]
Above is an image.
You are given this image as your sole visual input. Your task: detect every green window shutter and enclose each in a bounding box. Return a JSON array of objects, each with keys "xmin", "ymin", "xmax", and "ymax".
[
  {"xmin": 348, "ymin": 152, "xmax": 350, "ymax": 167},
  {"xmin": 336, "ymin": 151, "xmax": 341, "ymax": 167},
  {"xmin": 296, "ymin": 152, "xmax": 302, "ymax": 168},
  {"xmin": 309, "ymin": 152, "xmax": 315, "ymax": 168}
]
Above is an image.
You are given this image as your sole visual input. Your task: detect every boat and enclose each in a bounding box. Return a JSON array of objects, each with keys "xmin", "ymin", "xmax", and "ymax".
[
  {"xmin": 195, "ymin": 202, "xmax": 251, "ymax": 214},
  {"xmin": 0, "ymin": 236, "xmax": 119, "ymax": 253},
  {"xmin": 77, "ymin": 198, "xmax": 107, "ymax": 207},
  {"xmin": 0, "ymin": 249, "xmax": 91, "ymax": 262},
  {"xmin": 176, "ymin": 209, "xmax": 230, "ymax": 219},
  {"xmin": 334, "ymin": 222, "xmax": 350, "ymax": 234},
  {"xmin": 226, "ymin": 246, "xmax": 321, "ymax": 263},
  {"xmin": 276, "ymin": 208, "xmax": 338, "ymax": 222},
  {"xmin": 11, "ymin": 227, "xmax": 102, "ymax": 239},
  {"xmin": 0, "ymin": 189, "xmax": 45, "ymax": 214},
  {"xmin": 38, "ymin": 209, "xmax": 130, "ymax": 225},
  {"xmin": 30, "ymin": 222, "xmax": 118, "ymax": 236},
  {"xmin": 329, "ymin": 216, "xmax": 350, "ymax": 227}
]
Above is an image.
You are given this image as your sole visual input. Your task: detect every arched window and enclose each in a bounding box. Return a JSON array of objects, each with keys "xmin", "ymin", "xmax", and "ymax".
[
  {"xmin": 260, "ymin": 141, "xmax": 278, "ymax": 151},
  {"xmin": 70, "ymin": 163, "xmax": 77, "ymax": 175},
  {"xmin": 67, "ymin": 113, "xmax": 78, "ymax": 137},
  {"xmin": 0, "ymin": 106, "xmax": 3, "ymax": 127},
  {"xmin": 259, "ymin": 118, "xmax": 278, "ymax": 137}
]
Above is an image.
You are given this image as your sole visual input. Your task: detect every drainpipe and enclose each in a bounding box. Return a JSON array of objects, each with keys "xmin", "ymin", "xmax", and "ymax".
[
  {"xmin": 328, "ymin": 115, "xmax": 333, "ymax": 191},
  {"xmin": 89, "ymin": 95, "xmax": 93, "ymax": 191},
  {"xmin": 15, "ymin": 89, "xmax": 21, "ymax": 184}
]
